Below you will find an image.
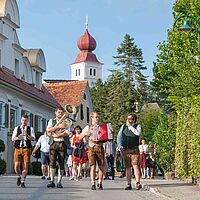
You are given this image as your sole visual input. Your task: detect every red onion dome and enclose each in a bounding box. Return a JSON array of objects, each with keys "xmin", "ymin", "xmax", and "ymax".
[{"xmin": 77, "ymin": 29, "xmax": 96, "ymax": 52}]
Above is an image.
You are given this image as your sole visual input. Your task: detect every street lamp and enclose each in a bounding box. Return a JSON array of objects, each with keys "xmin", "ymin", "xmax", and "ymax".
[{"xmin": 173, "ymin": 14, "xmax": 200, "ymax": 51}]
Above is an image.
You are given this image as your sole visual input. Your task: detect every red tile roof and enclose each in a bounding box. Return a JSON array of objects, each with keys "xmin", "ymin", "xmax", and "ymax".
[
  {"xmin": 43, "ymin": 80, "xmax": 88, "ymax": 108},
  {"xmin": 73, "ymin": 51, "xmax": 103, "ymax": 65},
  {"xmin": 0, "ymin": 68, "xmax": 60, "ymax": 107}
]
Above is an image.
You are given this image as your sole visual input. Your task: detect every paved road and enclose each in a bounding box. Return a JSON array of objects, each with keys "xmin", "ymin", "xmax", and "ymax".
[{"xmin": 0, "ymin": 176, "xmax": 167, "ymax": 200}]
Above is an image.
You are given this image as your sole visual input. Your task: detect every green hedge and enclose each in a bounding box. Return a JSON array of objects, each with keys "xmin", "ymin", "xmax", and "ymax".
[
  {"xmin": 153, "ymin": 112, "xmax": 176, "ymax": 172},
  {"xmin": 175, "ymin": 96, "xmax": 200, "ymax": 179}
]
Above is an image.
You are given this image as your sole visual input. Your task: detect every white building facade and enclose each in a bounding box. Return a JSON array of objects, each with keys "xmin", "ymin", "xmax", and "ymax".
[{"xmin": 0, "ymin": 0, "xmax": 59, "ymax": 173}]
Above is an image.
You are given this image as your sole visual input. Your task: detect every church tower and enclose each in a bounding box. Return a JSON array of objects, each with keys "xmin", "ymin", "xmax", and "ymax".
[{"xmin": 70, "ymin": 17, "xmax": 103, "ymax": 87}]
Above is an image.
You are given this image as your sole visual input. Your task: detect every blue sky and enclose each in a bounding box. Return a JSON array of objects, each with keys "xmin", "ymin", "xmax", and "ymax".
[{"xmin": 17, "ymin": 0, "xmax": 175, "ymax": 82}]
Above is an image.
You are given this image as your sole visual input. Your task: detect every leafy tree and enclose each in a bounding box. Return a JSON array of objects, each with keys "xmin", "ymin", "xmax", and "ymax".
[
  {"xmin": 138, "ymin": 107, "xmax": 163, "ymax": 142},
  {"xmin": 90, "ymin": 79, "xmax": 108, "ymax": 123},
  {"xmin": 105, "ymin": 70, "xmax": 137, "ymax": 131},
  {"xmin": 113, "ymin": 34, "xmax": 148, "ymax": 106}
]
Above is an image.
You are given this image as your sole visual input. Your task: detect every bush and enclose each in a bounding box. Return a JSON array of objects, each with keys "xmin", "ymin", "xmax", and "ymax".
[
  {"xmin": 0, "ymin": 159, "xmax": 6, "ymax": 174},
  {"xmin": 31, "ymin": 161, "xmax": 42, "ymax": 176},
  {"xmin": 0, "ymin": 139, "xmax": 6, "ymax": 174},
  {"xmin": 0, "ymin": 139, "xmax": 5, "ymax": 153}
]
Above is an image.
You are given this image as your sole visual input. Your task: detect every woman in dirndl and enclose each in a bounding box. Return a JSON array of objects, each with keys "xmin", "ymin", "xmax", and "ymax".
[{"xmin": 71, "ymin": 125, "xmax": 87, "ymax": 180}]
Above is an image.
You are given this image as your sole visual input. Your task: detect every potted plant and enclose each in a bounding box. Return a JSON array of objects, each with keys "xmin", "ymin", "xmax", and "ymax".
[{"xmin": 0, "ymin": 139, "xmax": 6, "ymax": 174}]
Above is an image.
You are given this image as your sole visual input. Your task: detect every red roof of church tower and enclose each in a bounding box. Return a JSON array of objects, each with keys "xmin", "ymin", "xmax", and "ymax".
[
  {"xmin": 73, "ymin": 28, "xmax": 102, "ymax": 65},
  {"xmin": 77, "ymin": 29, "xmax": 96, "ymax": 52}
]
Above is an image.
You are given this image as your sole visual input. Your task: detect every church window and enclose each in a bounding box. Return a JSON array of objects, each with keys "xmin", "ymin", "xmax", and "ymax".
[
  {"xmin": 90, "ymin": 68, "xmax": 92, "ymax": 76},
  {"xmin": 83, "ymin": 93, "xmax": 86, "ymax": 100},
  {"xmin": 87, "ymin": 107, "xmax": 89, "ymax": 123},
  {"xmin": 76, "ymin": 69, "xmax": 78, "ymax": 76},
  {"xmin": 80, "ymin": 104, "xmax": 84, "ymax": 120},
  {"xmin": 93, "ymin": 69, "xmax": 96, "ymax": 76},
  {"xmin": 78, "ymin": 69, "xmax": 80, "ymax": 76}
]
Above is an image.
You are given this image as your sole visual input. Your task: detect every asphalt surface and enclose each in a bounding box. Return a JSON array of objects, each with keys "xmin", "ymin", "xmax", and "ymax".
[{"xmin": 0, "ymin": 175, "xmax": 167, "ymax": 200}]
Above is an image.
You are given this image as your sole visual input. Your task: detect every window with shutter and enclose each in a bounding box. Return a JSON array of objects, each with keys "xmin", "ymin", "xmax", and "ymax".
[
  {"xmin": 0, "ymin": 102, "xmax": 3, "ymax": 127},
  {"xmin": 30, "ymin": 113, "xmax": 34, "ymax": 127},
  {"xmin": 5, "ymin": 104, "xmax": 9, "ymax": 128},
  {"xmin": 34, "ymin": 115, "xmax": 38, "ymax": 132},
  {"xmin": 42, "ymin": 118, "xmax": 46, "ymax": 132},
  {"xmin": 10, "ymin": 108, "xmax": 17, "ymax": 133}
]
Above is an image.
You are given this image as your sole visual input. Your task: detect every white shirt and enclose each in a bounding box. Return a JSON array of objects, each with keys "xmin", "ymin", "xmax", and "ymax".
[
  {"xmin": 36, "ymin": 135, "xmax": 50, "ymax": 153},
  {"xmin": 47, "ymin": 119, "xmax": 69, "ymax": 142},
  {"xmin": 12, "ymin": 125, "xmax": 35, "ymax": 140},
  {"xmin": 12, "ymin": 125, "xmax": 35, "ymax": 147},
  {"xmin": 81, "ymin": 125, "xmax": 101, "ymax": 147},
  {"xmin": 117, "ymin": 124, "xmax": 141, "ymax": 149},
  {"xmin": 139, "ymin": 144, "xmax": 148, "ymax": 154}
]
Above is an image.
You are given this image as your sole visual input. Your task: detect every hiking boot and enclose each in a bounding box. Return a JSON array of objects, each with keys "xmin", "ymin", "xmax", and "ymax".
[
  {"xmin": 16, "ymin": 177, "xmax": 21, "ymax": 186},
  {"xmin": 47, "ymin": 181, "xmax": 55, "ymax": 188},
  {"xmin": 125, "ymin": 184, "xmax": 132, "ymax": 190},
  {"xmin": 21, "ymin": 182, "xmax": 26, "ymax": 188},
  {"xmin": 135, "ymin": 182, "xmax": 142, "ymax": 190},
  {"xmin": 41, "ymin": 176, "xmax": 45, "ymax": 180},
  {"xmin": 57, "ymin": 183, "xmax": 63, "ymax": 188},
  {"xmin": 91, "ymin": 184, "xmax": 96, "ymax": 190},
  {"xmin": 97, "ymin": 183, "xmax": 103, "ymax": 190}
]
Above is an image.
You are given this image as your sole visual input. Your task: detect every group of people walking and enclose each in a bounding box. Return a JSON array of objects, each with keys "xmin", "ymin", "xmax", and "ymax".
[{"xmin": 12, "ymin": 107, "xmax": 144, "ymax": 191}]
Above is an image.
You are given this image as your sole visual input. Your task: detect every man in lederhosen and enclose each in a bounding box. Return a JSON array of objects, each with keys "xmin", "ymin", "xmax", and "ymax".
[
  {"xmin": 12, "ymin": 114, "xmax": 35, "ymax": 188},
  {"xmin": 117, "ymin": 113, "xmax": 142, "ymax": 190},
  {"xmin": 79, "ymin": 112, "xmax": 106, "ymax": 190},
  {"xmin": 46, "ymin": 107, "xmax": 69, "ymax": 188}
]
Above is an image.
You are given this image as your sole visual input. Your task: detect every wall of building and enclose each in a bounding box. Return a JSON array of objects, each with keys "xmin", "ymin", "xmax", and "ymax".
[
  {"xmin": 73, "ymin": 85, "xmax": 94, "ymax": 129},
  {"xmin": 0, "ymin": 0, "xmax": 55, "ymax": 174},
  {"xmin": 0, "ymin": 84, "xmax": 55, "ymax": 174},
  {"xmin": 71, "ymin": 61, "xmax": 102, "ymax": 87}
]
